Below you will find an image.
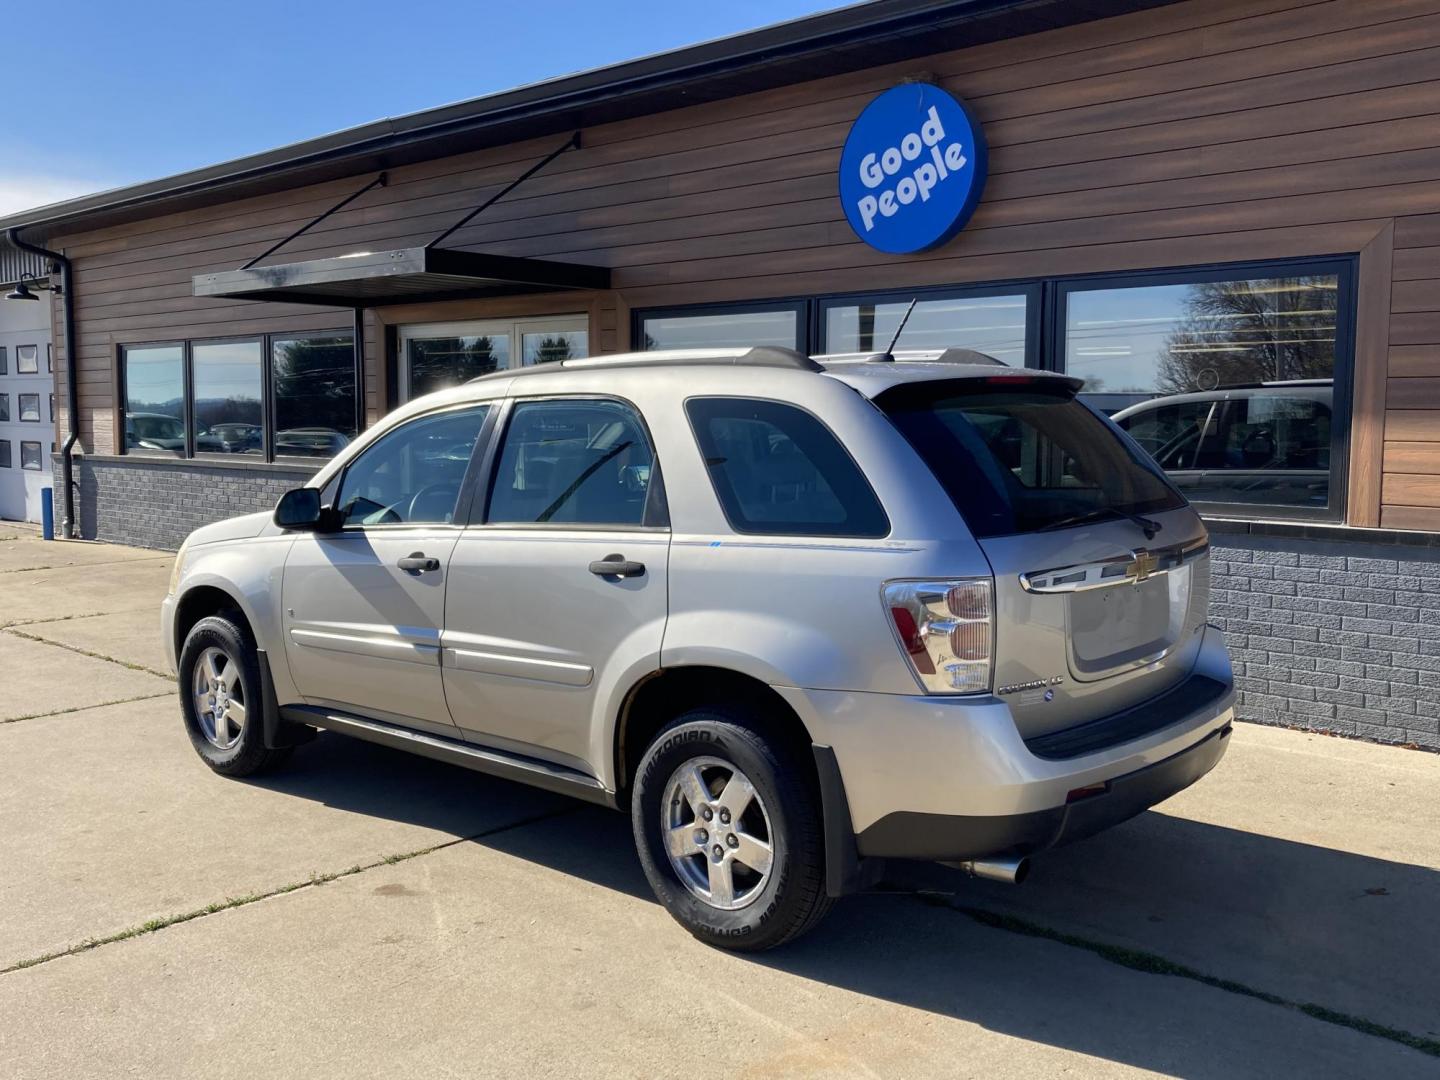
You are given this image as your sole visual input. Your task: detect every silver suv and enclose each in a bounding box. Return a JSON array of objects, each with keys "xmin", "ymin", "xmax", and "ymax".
[{"xmin": 162, "ymin": 346, "xmax": 1235, "ymax": 950}]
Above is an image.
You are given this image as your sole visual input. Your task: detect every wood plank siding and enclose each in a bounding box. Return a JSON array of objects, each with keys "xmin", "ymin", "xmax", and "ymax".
[{"xmin": 47, "ymin": 0, "xmax": 1440, "ymax": 529}]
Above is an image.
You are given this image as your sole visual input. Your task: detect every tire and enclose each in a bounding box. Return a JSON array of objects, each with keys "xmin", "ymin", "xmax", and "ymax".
[
  {"xmin": 631, "ymin": 706, "xmax": 832, "ymax": 951},
  {"xmin": 178, "ymin": 613, "xmax": 292, "ymax": 777}
]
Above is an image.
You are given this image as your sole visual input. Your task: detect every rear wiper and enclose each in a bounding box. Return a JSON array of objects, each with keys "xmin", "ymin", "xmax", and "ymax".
[{"xmin": 1039, "ymin": 507, "xmax": 1162, "ymax": 540}]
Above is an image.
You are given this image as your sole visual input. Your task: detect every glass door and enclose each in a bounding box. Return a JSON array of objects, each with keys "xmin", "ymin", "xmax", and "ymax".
[{"xmin": 398, "ymin": 315, "xmax": 589, "ymax": 402}]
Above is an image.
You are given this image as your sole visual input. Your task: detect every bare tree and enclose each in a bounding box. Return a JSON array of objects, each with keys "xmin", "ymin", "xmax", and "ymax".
[{"xmin": 1157, "ymin": 275, "xmax": 1336, "ymax": 394}]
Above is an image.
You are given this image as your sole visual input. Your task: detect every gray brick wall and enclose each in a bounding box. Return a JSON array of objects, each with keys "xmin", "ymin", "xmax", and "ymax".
[
  {"xmin": 56, "ymin": 454, "xmax": 320, "ymax": 551},
  {"xmin": 1211, "ymin": 534, "xmax": 1440, "ymax": 751}
]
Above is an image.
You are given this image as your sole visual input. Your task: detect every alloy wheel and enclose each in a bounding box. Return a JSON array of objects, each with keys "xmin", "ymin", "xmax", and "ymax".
[
  {"xmin": 661, "ymin": 755, "xmax": 774, "ymax": 910},
  {"xmin": 191, "ymin": 646, "xmax": 247, "ymax": 750}
]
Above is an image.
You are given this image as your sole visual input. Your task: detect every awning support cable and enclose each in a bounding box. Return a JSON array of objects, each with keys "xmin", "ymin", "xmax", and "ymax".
[
  {"xmin": 240, "ymin": 172, "xmax": 389, "ymax": 270},
  {"xmin": 425, "ymin": 132, "xmax": 581, "ymax": 251}
]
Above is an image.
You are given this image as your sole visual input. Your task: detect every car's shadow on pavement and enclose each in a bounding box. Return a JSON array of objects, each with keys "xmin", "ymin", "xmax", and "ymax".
[{"xmin": 255, "ymin": 734, "xmax": 1440, "ymax": 1076}]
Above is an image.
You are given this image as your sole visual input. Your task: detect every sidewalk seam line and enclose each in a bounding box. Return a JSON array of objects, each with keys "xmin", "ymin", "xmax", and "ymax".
[
  {"xmin": 0, "ymin": 805, "xmax": 580, "ymax": 976},
  {"xmin": 2, "ymin": 625, "xmax": 176, "ymax": 680},
  {"xmin": 1, "ymin": 692, "xmax": 175, "ymax": 725},
  {"xmin": 899, "ymin": 889, "xmax": 1440, "ymax": 1060}
]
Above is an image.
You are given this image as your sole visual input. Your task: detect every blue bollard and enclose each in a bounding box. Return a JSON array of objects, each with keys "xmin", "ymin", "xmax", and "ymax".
[{"xmin": 41, "ymin": 487, "xmax": 54, "ymax": 541}]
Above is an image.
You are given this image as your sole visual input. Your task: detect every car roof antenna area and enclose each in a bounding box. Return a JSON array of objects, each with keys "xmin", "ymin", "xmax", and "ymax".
[{"xmin": 875, "ymin": 299, "xmax": 918, "ymax": 362}]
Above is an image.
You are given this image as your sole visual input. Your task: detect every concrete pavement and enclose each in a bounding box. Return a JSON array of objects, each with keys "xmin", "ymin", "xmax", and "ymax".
[{"xmin": 1, "ymin": 528, "xmax": 1437, "ymax": 1077}]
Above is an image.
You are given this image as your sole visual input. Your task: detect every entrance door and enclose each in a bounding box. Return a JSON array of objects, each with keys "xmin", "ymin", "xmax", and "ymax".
[
  {"xmin": 442, "ymin": 397, "xmax": 669, "ymax": 773},
  {"xmin": 281, "ymin": 403, "xmax": 491, "ymax": 734},
  {"xmin": 398, "ymin": 316, "xmax": 589, "ymax": 402}
]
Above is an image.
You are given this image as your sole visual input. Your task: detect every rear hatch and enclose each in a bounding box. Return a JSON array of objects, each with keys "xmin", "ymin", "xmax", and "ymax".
[{"xmin": 877, "ymin": 374, "xmax": 1210, "ymax": 741}]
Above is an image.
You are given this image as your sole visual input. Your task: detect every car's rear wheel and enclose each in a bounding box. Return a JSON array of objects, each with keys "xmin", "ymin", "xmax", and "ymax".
[
  {"xmin": 178, "ymin": 614, "xmax": 291, "ymax": 777},
  {"xmin": 631, "ymin": 706, "xmax": 832, "ymax": 950}
]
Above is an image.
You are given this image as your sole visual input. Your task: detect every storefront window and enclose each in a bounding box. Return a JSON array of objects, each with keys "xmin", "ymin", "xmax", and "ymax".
[
  {"xmin": 122, "ymin": 333, "xmax": 356, "ymax": 460},
  {"xmin": 639, "ymin": 305, "xmax": 801, "ymax": 351},
  {"xmin": 522, "ymin": 329, "xmax": 587, "ymax": 366},
  {"xmin": 1066, "ymin": 267, "xmax": 1347, "ymax": 517},
  {"xmin": 821, "ymin": 292, "xmax": 1029, "ymax": 363},
  {"xmin": 192, "ymin": 340, "xmax": 263, "ymax": 456},
  {"xmin": 122, "ymin": 344, "xmax": 186, "ymax": 455},
  {"xmin": 408, "ymin": 333, "xmax": 510, "ymax": 397},
  {"xmin": 272, "ymin": 334, "xmax": 357, "ymax": 459}
]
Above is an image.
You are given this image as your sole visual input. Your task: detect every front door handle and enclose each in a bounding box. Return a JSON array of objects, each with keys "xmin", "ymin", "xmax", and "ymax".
[
  {"xmin": 398, "ymin": 552, "xmax": 441, "ymax": 574},
  {"xmin": 588, "ymin": 554, "xmax": 646, "ymax": 579}
]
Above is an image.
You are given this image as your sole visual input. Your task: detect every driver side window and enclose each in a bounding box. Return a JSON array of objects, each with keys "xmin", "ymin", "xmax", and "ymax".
[{"xmin": 335, "ymin": 405, "xmax": 489, "ymax": 527}]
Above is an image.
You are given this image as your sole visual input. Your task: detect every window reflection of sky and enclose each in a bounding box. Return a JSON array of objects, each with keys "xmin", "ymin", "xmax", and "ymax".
[
  {"xmin": 193, "ymin": 341, "xmax": 262, "ymax": 401},
  {"xmin": 825, "ymin": 297, "xmax": 1027, "ymax": 358},
  {"xmin": 1065, "ymin": 279, "xmax": 1337, "ymax": 395}
]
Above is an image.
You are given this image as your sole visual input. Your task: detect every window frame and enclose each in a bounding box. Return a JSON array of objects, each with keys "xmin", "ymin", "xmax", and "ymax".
[
  {"xmin": 633, "ymin": 298, "xmax": 808, "ymax": 354},
  {"xmin": 0, "ymin": 393, "xmax": 8, "ymax": 422},
  {"xmin": 15, "ymin": 345, "xmax": 38, "ymax": 374},
  {"xmin": 19, "ymin": 440, "xmax": 43, "ymax": 471},
  {"xmin": 330, "ymin": 401, "xmax": 496, "ymax": 532},
  {"xmin": 190, "ymin": 335, "xmax": 265, "ymax": 461},
  {"xmin": 18, "ymin": 393, "xmax": 40, "ymax": 422},
  {"xmin": 637, "ymin": 255, "xmax": 1355, "ymax": 524},
  {"xmin": 683, "ymin": 394, "xmax": 891, "ymax": 539},
  {"xmin": 0, "ymin": 440, "xmax": 9, "ymax": 469},
  {"xmin": 119, "ymin": 329, "xmax": 357, "ymax": 463},
  {"xmin": 1049, "ymin": 255, "xmax": 1356, "ymax": 523},
  {"xmin": 816, "ymin": 280, "xmax": 1044, "ymax": 366},
  {"xmin": 0, "ymin": 346, "xmax": 7, "ymax": 374},
  {"xmin": 476, "ymin": 393, "xmax": 669, "ymax": 533}
]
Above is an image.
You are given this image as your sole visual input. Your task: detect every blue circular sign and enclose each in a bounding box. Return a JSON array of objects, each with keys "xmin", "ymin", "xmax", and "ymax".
[{"xmin": 838, "ymin": 83, "xmax": 987, "ymax": 255}]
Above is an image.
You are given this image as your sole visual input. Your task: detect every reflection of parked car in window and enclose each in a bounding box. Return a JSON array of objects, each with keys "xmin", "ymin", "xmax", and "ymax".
[
  {"xmin": 125, "ymin": 412, "xmax": 186, "ymax": 452},
  {"xmin": 1112, "ymin": 380, "xmax": 1332, "ymax": 509},
  {"xmin": 273, "ymin": 428, "xmax": 351, "ymax": 457},
  {"xmin": 198, "ymin": 422, "xmax": 262, "ymax": 454}
]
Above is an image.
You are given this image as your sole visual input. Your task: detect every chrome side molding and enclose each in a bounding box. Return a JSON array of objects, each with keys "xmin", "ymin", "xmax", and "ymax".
[{"xmin": 1020, "ymin": 539, "xmax": 1208, "ymax": 595}]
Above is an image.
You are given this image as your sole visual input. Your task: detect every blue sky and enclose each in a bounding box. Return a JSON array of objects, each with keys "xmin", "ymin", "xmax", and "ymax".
[{"xmin": 1, "ymin": 0, "xmax": 846, "ymax": 216}]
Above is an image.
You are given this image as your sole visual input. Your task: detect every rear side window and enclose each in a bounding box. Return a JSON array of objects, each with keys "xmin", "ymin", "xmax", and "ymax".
[
  {"xmin": 880, "ymin": 379, "xmax": 1184, "ymax": 539},
  {"xmin": 686, "ymin": 397, "xmax": 888, "ymax": 538}
]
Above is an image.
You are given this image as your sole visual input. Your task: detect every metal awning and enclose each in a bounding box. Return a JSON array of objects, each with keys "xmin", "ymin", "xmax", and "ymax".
[{"xmin": 192, "ymin": 246, "xmax": 610, "ymax": 307}]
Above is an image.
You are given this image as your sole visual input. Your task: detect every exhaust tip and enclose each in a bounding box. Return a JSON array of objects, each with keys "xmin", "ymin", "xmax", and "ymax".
[{"xmin": 947, "ymin": 855, "xmax": 1031, "ymax": 885}]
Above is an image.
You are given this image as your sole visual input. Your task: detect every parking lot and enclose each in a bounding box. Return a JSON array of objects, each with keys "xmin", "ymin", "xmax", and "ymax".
[{"xmin": 2, "ymin": 524, "xmax": 1438, "ymax": 1078}]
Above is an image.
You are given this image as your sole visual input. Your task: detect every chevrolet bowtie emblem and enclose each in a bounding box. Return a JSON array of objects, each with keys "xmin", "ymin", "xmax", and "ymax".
[{"xmin": 1125, "ymin": 549, "xmax": 1159, "ymax": 584}]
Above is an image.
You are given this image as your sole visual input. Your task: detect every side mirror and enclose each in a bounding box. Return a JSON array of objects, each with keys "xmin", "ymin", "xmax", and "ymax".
[{"xmin": 274, "ymin": 487, "xmax": 324, "ymax": 530}]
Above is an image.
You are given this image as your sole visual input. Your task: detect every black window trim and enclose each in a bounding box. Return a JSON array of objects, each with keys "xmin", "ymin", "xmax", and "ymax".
[
  {"xmin": 17, "ymin": 393, "xmax": 41, "ymax": 422},
  {"xmin": 0, "ymin": 392, "xmax": 8, "ymax": 422},
  {"xmin": 19, "ymin": 439, "xmax": 43, "ymax": 471},
  {"xmin": 119, "ymin": 328, "xmax": 356, "ymax": 464},
  {"xmin": 1049, "ymin": 254, "xmax": 1356, "ymax": 524},
  {"xmin": 331, "ymin": 400, "xmax": 497, "ymax": 533},
  {"xmin": 15, "ymin": 344, "xmax": 39, "ymax": 375},
  {"xmin": 637, "ymin": 254, "xmax": 1356, "ymax": 525},
  {"xmin": 475, "ymin": 393, "xmax": 669, "ymax": 533},
  {"xmin": 0, "ymin": 439, "xmax": 9, "ymax": 469},
  {"xmin": 684, "ymin": 393, "xmax": 892, "ymax": 539}
]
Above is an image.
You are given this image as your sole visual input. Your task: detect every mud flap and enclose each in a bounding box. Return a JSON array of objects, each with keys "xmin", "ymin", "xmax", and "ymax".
[{"xmin": 813, "ymin": 744, "xmax": 884, "ymax": 898}]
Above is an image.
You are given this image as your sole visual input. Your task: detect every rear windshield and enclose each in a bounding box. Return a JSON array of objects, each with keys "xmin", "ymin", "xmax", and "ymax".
[{"xmin": 879, "ymin": 379, "xmax": 1185, "ymax": 539}]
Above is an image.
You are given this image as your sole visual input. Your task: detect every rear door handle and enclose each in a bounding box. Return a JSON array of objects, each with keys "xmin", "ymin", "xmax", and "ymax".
[
  {"xmin": 588, "ymin": 554, "xmax": 645, "ymax": 579},
  {"xmin": 398, "ymin": 552, "xmax": 441, "ymax": 573}
]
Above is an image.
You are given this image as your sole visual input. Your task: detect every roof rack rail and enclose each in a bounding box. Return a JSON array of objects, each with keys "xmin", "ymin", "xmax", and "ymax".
[
  {"xmin": 816, "ymin": 348, "xmax": 1008, "ymax": 367},
  {"xmin": 465, "ymin": 346, "xmax": 823, "ymax": 385},
  {"xmin": 559, "ymin": 346, "xmax": 821, "ymax": 372}
]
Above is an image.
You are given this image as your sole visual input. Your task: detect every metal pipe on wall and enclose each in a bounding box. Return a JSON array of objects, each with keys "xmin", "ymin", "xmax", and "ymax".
[{"xmin": 7, "ymin": 228, "xmax": 79, "ymax": 539}]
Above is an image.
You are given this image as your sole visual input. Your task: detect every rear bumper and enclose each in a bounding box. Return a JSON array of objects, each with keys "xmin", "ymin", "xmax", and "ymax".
[{"xmin": 854, "ymin": 721, "xmax": 1230, "ymax": 861}]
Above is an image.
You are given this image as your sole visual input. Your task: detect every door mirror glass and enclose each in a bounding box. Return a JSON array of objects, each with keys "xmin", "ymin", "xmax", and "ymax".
[{"xmin": 274, "ymin": 487, "xmax": 323, "ymax": 530}]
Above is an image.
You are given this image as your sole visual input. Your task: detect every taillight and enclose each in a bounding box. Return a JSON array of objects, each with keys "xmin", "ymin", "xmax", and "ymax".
[{"xmin": 882, "ymin": 578, "xmax": 994, "ymax": 694}]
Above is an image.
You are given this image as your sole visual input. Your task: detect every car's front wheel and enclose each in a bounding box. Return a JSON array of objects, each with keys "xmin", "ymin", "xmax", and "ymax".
[
  {"xmin": 631, "ymin": 706, "xmax": 832, "ymax": 951},
  {"xmin": 178, "ymin": 613, "xmax": 291, "ymax": 777}
]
